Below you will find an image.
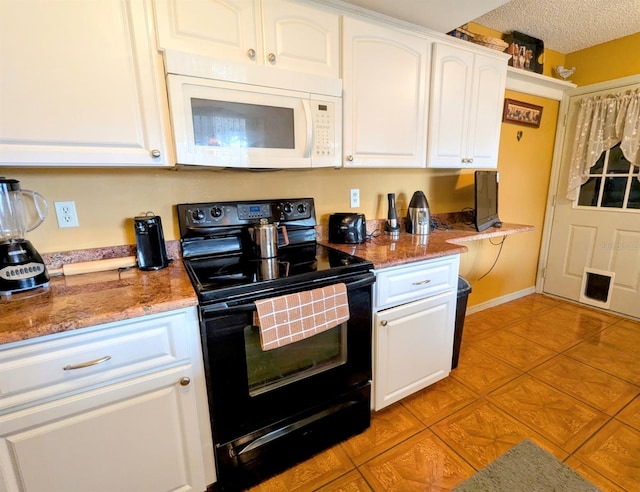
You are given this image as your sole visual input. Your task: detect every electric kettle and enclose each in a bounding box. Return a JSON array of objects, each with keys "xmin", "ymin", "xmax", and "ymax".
[{"xmin": 406, "ymin": 191, "xmax": 431, "ymax": 235}]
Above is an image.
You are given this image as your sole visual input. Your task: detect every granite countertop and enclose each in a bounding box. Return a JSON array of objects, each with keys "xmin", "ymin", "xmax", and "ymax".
[
  {"xmin": 0, "ymin": 261, "xmax": 197, "ymax": 346},
  {"xmin": 318, "ymin": 221, "xmax": 534, "ymax": 269},
  {"xmin": 1, "ymin": 220, "xmax": 533, "ymax": 346}
]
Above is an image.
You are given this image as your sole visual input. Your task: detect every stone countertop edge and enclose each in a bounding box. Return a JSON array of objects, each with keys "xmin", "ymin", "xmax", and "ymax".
[
  {"xmin": 318, "ymin": 220, "xmax": 535, "ymax": 270},
  {"xmin": 1, "ymin": 221, "xmax": 533, "ymax": 346},
  {"xmin": 0, "ymin": 260, "xmax": 197, "ymax": 346}
]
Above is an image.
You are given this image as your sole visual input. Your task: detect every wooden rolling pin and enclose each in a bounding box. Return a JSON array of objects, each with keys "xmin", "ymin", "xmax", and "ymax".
[{"xmin": 62, "ymin": 256, "xmax": 137, "ymax": 276}]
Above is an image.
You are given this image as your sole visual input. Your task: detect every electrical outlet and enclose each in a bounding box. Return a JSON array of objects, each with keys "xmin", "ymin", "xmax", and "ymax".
[
  {"xmin": 54, "ymin": 201, "xmax": 79, "ymax": 228},
  {"xmin": 350, "ymin": 189, "xmax": 360, "ymax": 208}
]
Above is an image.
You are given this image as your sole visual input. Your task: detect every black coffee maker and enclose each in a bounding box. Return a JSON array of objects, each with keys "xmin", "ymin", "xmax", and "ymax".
[{"xmin": 0, "ymin": 178, "xmax": 50, "ymax": 295}]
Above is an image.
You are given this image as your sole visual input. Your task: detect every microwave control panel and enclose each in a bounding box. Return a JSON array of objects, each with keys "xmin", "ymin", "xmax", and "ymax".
[{"xmin": 310, "ymin": 97, "xmax": 341, "ymax": 168}]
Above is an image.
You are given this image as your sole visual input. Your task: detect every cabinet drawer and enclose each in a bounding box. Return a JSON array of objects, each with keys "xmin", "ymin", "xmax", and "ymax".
[
  {"xmin": 0, "ymin": 308, "xmax": 196, "ymax": 412},
  {"xmin": 374, "ymin": 255, "xmax": 459, "ymax": 310}
]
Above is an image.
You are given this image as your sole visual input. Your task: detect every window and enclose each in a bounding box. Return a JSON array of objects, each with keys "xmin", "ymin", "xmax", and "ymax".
[{"xmin": 577, "ymin": 143, "xmax": 640, "ymax": 210}]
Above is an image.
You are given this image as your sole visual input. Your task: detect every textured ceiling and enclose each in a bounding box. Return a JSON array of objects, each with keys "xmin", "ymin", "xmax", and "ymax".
[
  {"xmin": 339, "ymin": 0, "xmax": 640, "ymax": 54},
  {"xmin": 474, "ymin": 0, "xmax": 640, "ymax": 53}
]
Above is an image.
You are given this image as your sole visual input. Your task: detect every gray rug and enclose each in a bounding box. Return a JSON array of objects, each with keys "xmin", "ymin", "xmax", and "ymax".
[{"xmin": 453, "ymin": 440, "xmax": 601, "ymax": 491}]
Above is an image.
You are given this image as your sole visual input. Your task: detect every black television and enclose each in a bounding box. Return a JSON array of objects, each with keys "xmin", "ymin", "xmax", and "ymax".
[{"xmin": 474, "ymin": 170, "xmax": 500, "ymax": 232}]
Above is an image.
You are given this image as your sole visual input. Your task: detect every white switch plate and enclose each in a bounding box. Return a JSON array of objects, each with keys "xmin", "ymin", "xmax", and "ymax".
[
  {"xmin": 350, "ymin": 189, "xmax": 360, "ymax": 208},
  {"xmin": 54, "ymin": 201, "xmax": 79, "ymax": 228}
]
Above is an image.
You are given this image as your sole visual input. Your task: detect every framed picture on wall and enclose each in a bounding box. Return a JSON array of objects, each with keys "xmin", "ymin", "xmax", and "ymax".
[{"xmin": 502, "ymin": 98, "xmax": 543, "ymax": 128}]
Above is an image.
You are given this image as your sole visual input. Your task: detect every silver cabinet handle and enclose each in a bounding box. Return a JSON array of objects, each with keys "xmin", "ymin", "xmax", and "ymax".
[
  {"xmin": 412, "ymin": 279, "xmax": 432, "ymax": 285},
  {"xmin": 247, "ymin": 48, "xmax": 256, "ymax": 60},
  {"xmin": 346, "ymin": 155, "xmax": 354, "ymax": 161},
  {"xmin": 179, "ymin": 377, "xmax": 191, "ymax": 387},
  {"xmin": 381, "ymin": 320, "xmax": 388, "ymax": 326},
  {"xmin": 268, "ymin": 52, "xmax": 276, "ymax": 63},
  {"xmin": 150, "ymin": 149, "xmax": 161, "ymax": 158},
  {"xmin": 63, "ymin": 355, "xmax": 111, "ymax": 371}
]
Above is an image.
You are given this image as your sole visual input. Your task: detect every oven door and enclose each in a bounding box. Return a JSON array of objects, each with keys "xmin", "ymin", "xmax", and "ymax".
[{"xmin": 200, "ymin": 272, "xmax": 374, "ymax": 444}]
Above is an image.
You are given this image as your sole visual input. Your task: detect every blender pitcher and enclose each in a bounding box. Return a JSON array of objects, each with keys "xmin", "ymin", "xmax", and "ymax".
[
  {"xmin": 0, "ymin": 178, "xmax": 50, "ymax": 296},
  {"xmin": 0, "ymin": 178, "xmax": 49, "ymax": 241}
]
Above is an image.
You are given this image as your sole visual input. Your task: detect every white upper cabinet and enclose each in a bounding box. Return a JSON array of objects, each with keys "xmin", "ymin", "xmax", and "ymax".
[
  {"xmin": 427, "ymin": 42, "xmax": 508, "ymax": 169},
  {"xmin": 154, "ymin": 0, "xmax": 340, "ymax": 78},
  {"xmin": 342, "ymin": 17, "xmax": 430, "ymax": 168},
  {"xmin": 0, "ymin": 0, "xmax": 172, "ymax": 167}
]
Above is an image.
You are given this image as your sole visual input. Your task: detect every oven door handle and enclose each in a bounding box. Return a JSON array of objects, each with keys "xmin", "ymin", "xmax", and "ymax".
[
  {"xmin": 201, "ymin": 272, "xmax": 374, "ymax": 316},
  {"xmin": 233, "ymin": 400, "xmax": 360, "ymax": 457}
]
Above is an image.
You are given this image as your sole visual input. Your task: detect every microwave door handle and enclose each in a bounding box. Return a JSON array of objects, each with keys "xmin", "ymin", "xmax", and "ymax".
[{"xmin": 302, "ymin": 100, "xmax": 313, "ymax": 158}]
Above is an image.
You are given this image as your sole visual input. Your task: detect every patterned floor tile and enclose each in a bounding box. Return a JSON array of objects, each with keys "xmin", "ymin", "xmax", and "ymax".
[
  {"xmin": 358, "ymin": 429, "xmax": 475, "ymax": 491},
  {"xmin": 246, "ymin": 294, "xmax": 640, "ymax": 491},
  {"xmin": 530, "ymin": 355, "xmax": 640, "ymax": 415},
  {"xmin": 450, "ymin": 346, "xmax": 523, "ymax": 395},
  {"xmin": 616, "ymin": 396, "xmax": 640, "ymax": 431},
  {"xmin": 565, "ymin": 324, "xmax": 640, "ymax": 385},
  {"xmin": 574, "ymin": 420, "xmax": 640, "ymax": 491},
  {"xmin": 400, "ymin": 375, "xmax": 478, "ymax": 427},
  {"xmin": 565, "ymin": 457, "xmax": 627, "ymax": 492},
  {"xmin": 248, "ymin": 444, "xmax": 354, "ymax": 492},
  {"xmin": 472, "ymin": 329, "xmax": 557, "ymax": 371},
  {"xmin": 431, "ymin": 399, "xmax": 567, "ymax": 470},
  {"xmin": 315, "ymin": 470, "xmax": 373, "ymax": 492},
  {"xmin": 487, "ymin": 374, "xmax": 610, "ymax": 452},
  {"xmin": 504, "ymin": 307, "xmax": 612, "ymax": 351},
  {"xmin": 340, "ymin": 403, "xmax": 424, "ymax": 466}
]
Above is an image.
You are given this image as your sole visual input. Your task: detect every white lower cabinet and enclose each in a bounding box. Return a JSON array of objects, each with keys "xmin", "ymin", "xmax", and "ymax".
[
  {"xmin": 0, "ymin": 308, "xmax": 214, "ymax": 492},
  {"xmin": 373, "ymin": 256, "xmax": 459, "ymax": 410}
]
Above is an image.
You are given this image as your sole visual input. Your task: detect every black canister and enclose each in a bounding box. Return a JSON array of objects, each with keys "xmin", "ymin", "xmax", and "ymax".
[{"xmin": 134, "ymin": 212, "xmax": 169, "ymax": 270}]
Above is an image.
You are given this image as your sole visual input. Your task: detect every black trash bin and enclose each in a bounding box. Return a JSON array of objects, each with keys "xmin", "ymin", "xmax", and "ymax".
[{"xmin": 452, "ymin": 276, "xmax": 472, "ymax": 369}]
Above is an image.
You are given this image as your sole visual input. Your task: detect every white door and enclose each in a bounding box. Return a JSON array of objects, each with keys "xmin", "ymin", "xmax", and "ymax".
[
  {"xmin": 153, "ymin": 0, "xmax": 259, "ymax": 64},
  {"xmin": 0, "ymin": 0, "xmax": 171, "ymax": 167},
  {"xmin": 0, "ymin": 366, "xmax": 207, "ymax": 492},
  {"xmin": 342, "ymin": 17, "xmax": 429, "ymax": 168},
  {"xmin": 262, "ymin": 0, "xmax": 340, "ymax": 77},
  {"xmin": 374, "ymin": 292, "xmax": 455, "ymax": 410},
  {"xmin": 543, "ymin": 80, "xmax": 640, "ymax": 318}
]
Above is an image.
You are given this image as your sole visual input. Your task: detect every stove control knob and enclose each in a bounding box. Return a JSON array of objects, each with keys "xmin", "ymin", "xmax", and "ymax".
[
  {"xmin": 283, "ymin": 202, "xmax": 293, "ymax": 214},
  {"xmin": 191, "ymin": 209, "xmax": 205, "ymax": 221},
  {"xmin": 210, "ymin": 206, "xmax": 223, "ymax": 218},
  {"xmin": 297, "ymin": 203, "xmax": 307, "ymax": 214}
]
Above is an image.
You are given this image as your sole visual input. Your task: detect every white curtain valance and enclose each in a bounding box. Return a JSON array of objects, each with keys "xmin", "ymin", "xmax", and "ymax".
[{"xmin": 566, "ymin": 88, "xmax": 640, "ymax": 200}]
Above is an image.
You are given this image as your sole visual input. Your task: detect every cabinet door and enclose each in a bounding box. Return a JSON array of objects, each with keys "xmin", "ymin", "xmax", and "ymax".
[
  {"xmin": 154, "ymin": 0, "xmax": 259, "ymax": 64},
  {"xmin": 343, "ymin": 17, "xmax": 429, "ymax": 168},
  {"xmin": 0, "ymin": 366, "xmax": 207, "ymax": 492},
  {"xmin": 427, "ymin": 43, "xmax": 474, "ymax": 168},
  {"xmin": 0, "ymin": 0, "xmax": 171, "ymax": 167},
  {"xmin": 466, "ymin": 53, "xmax": 507, "ymax": 169},
  {"xmin": 262, "ymin": 0, "xmax": 340, "ymax": 78},
  {"xmin": 374, "ymin": 291, "xmax": 455, "ymax": 410}
]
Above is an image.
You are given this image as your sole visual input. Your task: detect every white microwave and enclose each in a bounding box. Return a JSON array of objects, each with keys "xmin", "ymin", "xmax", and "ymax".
[{"xmin": 165, "ymin": 62, "xmax": 342, "ymax": 169}]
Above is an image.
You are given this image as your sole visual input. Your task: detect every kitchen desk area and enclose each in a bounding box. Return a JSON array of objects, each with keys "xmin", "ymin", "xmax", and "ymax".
[{"xmin": 319, "ymin": 219, "xmax": 534, "ymax": 410}]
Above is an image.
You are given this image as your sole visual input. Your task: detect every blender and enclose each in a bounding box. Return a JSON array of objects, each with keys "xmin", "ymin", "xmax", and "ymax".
[{"xmin": 0, "ymin": 178, "xmax": 50, "ymax": 295}]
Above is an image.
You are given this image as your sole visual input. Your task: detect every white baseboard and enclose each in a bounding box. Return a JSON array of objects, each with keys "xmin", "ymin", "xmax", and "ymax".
[{"xmin": 466, "ymin": 286, "xmax": 536, "ymax": 315}]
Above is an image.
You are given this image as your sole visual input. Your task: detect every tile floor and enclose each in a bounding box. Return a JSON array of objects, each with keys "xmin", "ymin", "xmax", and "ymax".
[{"xmin": 249, "ymin": 294, "xmax": 640, "ymax": 491}]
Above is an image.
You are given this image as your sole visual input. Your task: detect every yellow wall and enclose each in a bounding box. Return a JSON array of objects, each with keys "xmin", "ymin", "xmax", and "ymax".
[
  {"xmin": 565, "ymin": 33, "xmax": 640, "ymax": 86},
  {"xmin": 458, "ymin": 91, "xmax": 559, "ymax": 305}
]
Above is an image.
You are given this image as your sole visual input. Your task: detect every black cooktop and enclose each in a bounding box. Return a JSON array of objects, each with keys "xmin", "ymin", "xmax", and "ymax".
[{"xmin": 184, "ymin": 243, "xmax": 372, "ymax": 304}]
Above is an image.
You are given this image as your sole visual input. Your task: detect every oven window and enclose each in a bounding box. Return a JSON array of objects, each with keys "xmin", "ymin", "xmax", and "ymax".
[
  {"xmin": 244, "ymin": 323, "xmax": 347, "ymax": 397},
  {"xmin": 191, "ymin": 98, "xmax": 295, "ymax": 149}
]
